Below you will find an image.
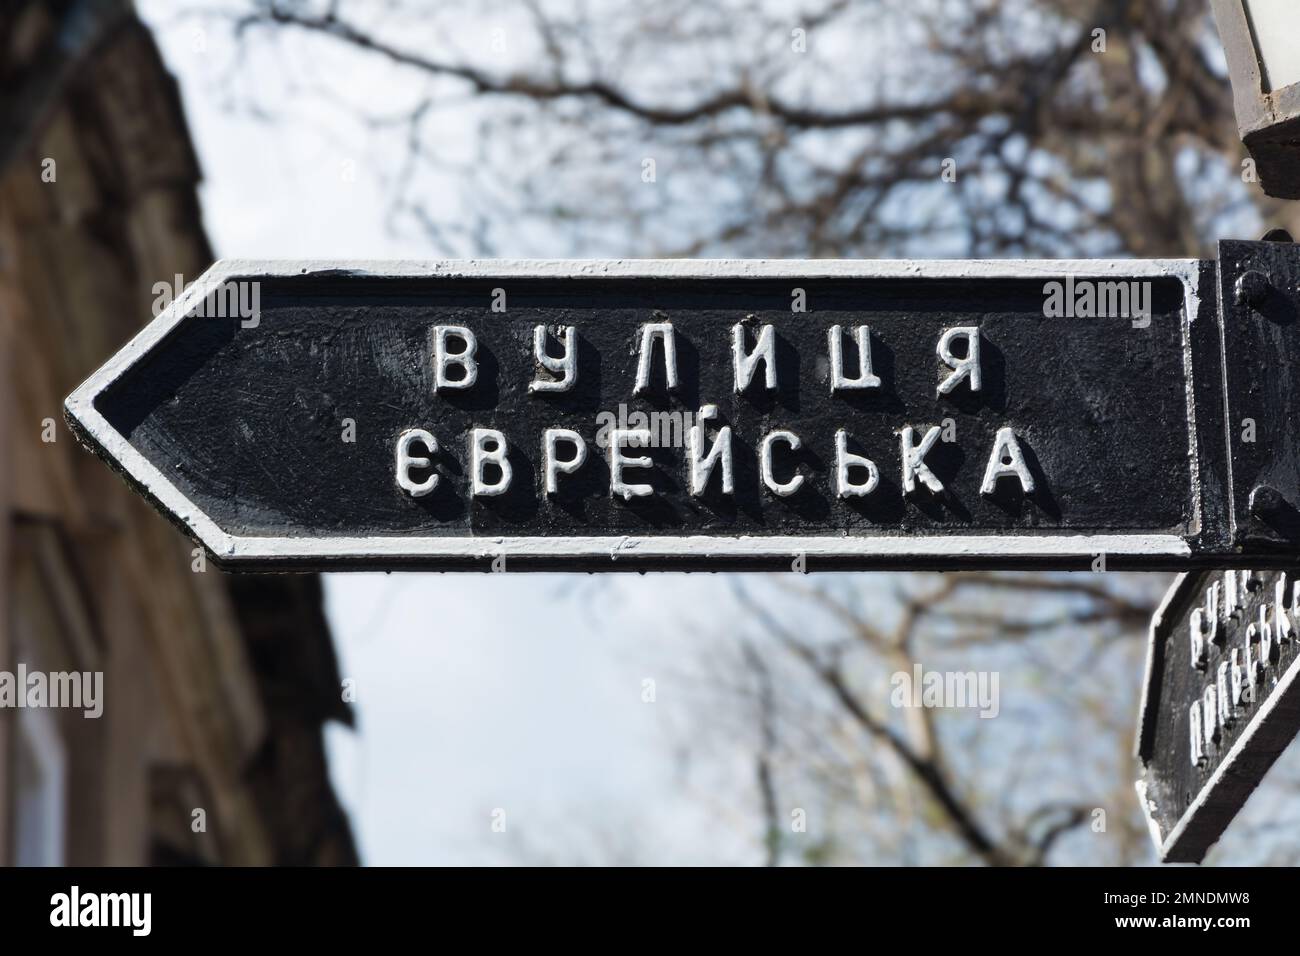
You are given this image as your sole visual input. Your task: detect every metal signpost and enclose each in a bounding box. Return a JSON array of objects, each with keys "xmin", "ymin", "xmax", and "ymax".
[
  {"xmin": 63, "ymin": 240, "xmax": 1300, "ymax": 572},
  {"xmin": 1138, "ymin": 569, "xmax": 1300, "ymax": 862},
  {"xmin": 64, "ymin": 235, "xmax": 1300, "ymax": 861},
  {"xmin": 1122, "ymin": 2, "xmax": 1300, "ymax": 865}
]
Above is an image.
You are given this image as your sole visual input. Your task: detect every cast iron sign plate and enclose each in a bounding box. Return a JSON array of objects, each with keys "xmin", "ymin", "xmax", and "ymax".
[
  {"xmin": 61, "ymin": 249, "xmax": 1297, "ymax": 570},
  {"xmin": 1137, "ymin": 569, "xmax": 1300, "ymax": 862}
]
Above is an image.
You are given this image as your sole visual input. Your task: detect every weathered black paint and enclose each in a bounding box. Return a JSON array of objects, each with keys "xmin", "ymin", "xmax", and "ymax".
[
  {"xmin": 64, "ymin": 243, "xmax": 1300, "ymax": 569},
  {"xmin": 97, "ymin": 277, "xmax": 1189, "ymax": 528},
  {"xmin": 1137, "ymin": 570, "xmax": 1300, "ymax": 863},
  {"xmin": 1218, "ymin": 240, "xmax": 1300, "ymax": 549}
]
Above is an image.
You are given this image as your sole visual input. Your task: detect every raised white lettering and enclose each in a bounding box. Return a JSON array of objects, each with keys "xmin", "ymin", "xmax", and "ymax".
[
  {"xmin": 470, "ymin": 428, "xmax": 512, "ymax": 496},
  {"xmin": 732, "ymin": 323, "xmax": 777, "ymax": 392},
  {"xmin": 634, "ymin": 323, "xmax": 678, "ymax": 394},
  {"xmin": 937, "ymin": 326, "xmax": 981, "ymax": 395},
  {"xmin": 530, "ymin": 325, "xmax": 578, "ymax": 392},
  {"xmin": 828, "ymin": 325, "xmax": 880, "ymax": 391},
  {"xmin": 980, "ymin": 427, "xmax": 1034, "ymax": 495},
  {"xmin": 543, "ymin": 428, "xmax": 586, "ymax": 494},
  {"xmin": 761, "ymin": 430, "xmax": 803, "ymax": 496},
  {"xmin": 835, "ymin": 429, "xmax": 878, "ymax": 498},
  {"xmin": 432, "ymin": 326, "xmax": 478, "ymax": 391},
  {"xmin": 900, "ymin": 425, "xmax": 944, "ymax": 494},
  {"xmin": 610, "ymin": 428, "xmax": 654, "ymax": 499},
  {"xmin": 686, "ymin": 404, "xmax": 733, "ymax": 496},
  {"xmin": 396, "ymin": 428, "xmax": 438, "ymax": 497}
]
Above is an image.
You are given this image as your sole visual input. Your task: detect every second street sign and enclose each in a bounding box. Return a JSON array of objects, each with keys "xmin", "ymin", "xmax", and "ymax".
[
  {"xmin": 1137, "ymin": 569, "xmax": 1300, "ymax": 862},
  {"xmin": 64, "ymin": 241, "xmax": 1300, "ymax": 570}
]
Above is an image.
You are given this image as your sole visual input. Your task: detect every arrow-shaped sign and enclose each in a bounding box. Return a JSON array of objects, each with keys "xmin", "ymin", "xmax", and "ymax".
[
  {"xmin": 1137, "ymin": 569, "xmax": 1300, "ymax": 862},
  {"xmin": 64, "ymin": 245, "xmax": 1300, "ymax": 571}
]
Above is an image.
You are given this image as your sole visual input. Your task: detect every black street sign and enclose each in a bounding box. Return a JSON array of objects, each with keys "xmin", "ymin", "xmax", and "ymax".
[
  {"xmin": 1137, "ymin": 569, "xmax": 1300, "ymax": 863},
  {"xmin": 64, "ymin": 241, "xmax": 1300, "ymax": 571}
]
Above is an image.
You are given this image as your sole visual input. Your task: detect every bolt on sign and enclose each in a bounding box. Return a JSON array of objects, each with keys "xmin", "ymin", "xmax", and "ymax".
[
  {"xmin": 64, "ymin": 240, "xmax": 1300, "ymax": 570},
  {"xmin": 1137, "ymin": 569, "xmax": 1300, "ymax": 863}
]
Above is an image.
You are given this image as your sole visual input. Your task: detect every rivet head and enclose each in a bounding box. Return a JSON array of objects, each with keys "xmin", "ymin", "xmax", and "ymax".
[{"xmin": 1235, "ymin": 270, "xmax": 1271, "ymax": 308}]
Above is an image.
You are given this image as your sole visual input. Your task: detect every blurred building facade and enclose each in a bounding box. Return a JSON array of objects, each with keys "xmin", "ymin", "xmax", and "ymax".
[{"xmin": 0, "ymin": 0, "xmax": 357, "ymax": 865}]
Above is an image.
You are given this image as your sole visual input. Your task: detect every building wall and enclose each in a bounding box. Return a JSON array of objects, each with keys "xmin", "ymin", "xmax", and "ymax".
[{"xmin": 0, "ymin": 1, "xmax": 355, "ymax": 866}]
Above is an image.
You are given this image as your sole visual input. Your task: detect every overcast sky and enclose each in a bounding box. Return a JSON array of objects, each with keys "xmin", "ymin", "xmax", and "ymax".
[
  {"xmin": 131, "ymin": 0, "xmax": 1300, "ymax": 866},
  {"xmin": 136, "ymin": 0, "xmax": 778, "ymax": 865}
]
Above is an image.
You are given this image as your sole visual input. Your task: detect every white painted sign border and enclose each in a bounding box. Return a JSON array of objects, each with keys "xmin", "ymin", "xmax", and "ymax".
[{"xmin": 64, "ymin": 257, "xmax": 1204, "ymax": 564}]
